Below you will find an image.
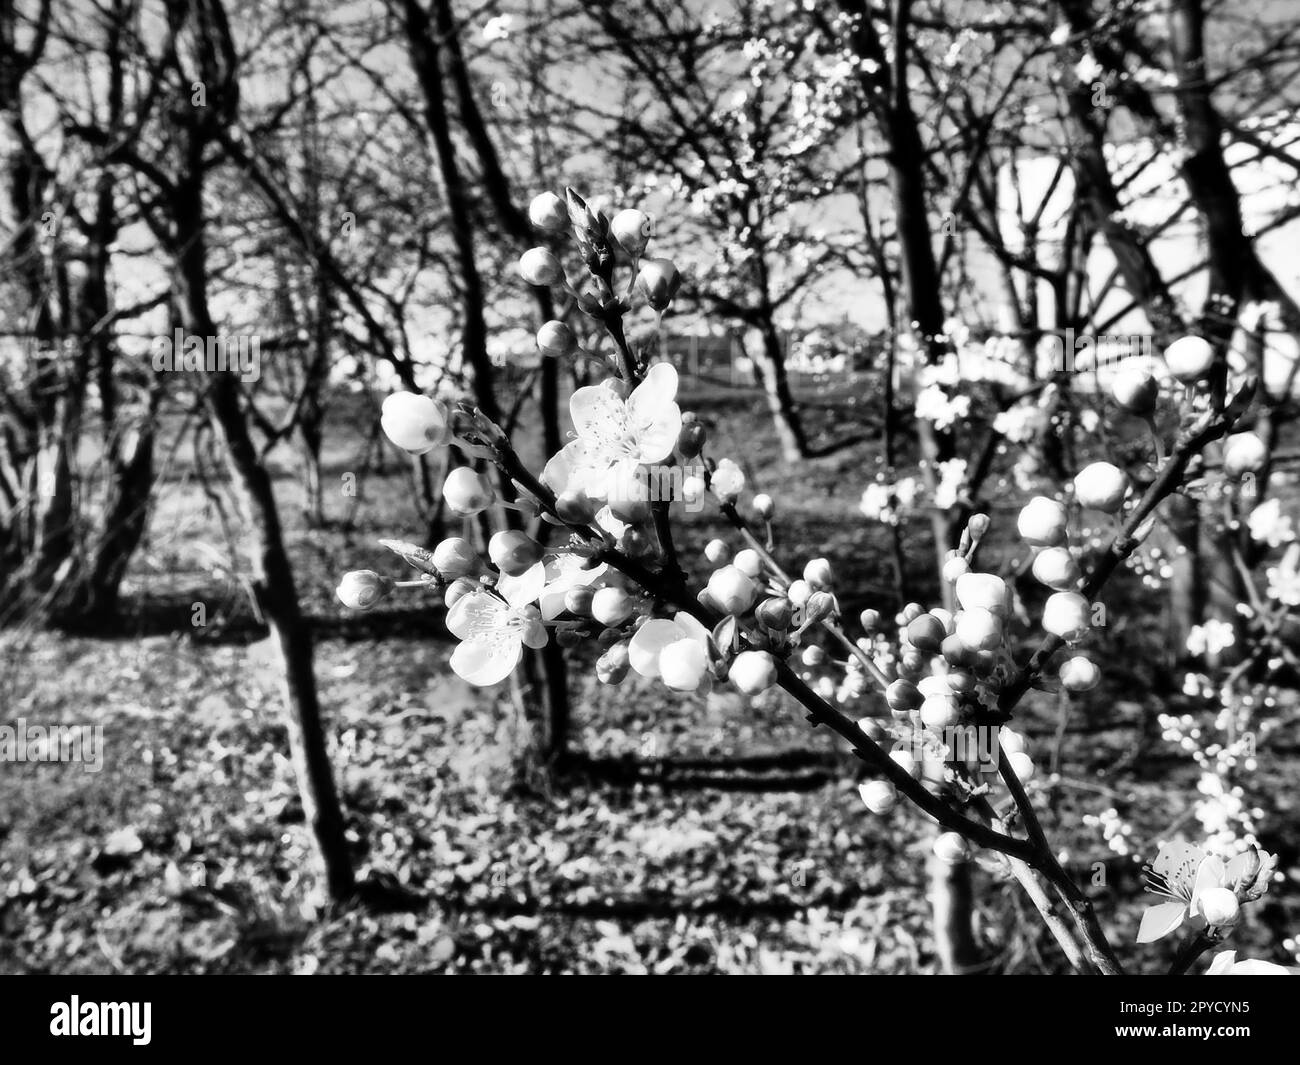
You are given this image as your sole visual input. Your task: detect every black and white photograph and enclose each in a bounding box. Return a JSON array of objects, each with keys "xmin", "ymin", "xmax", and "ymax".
[{"xmin": 2, "ymin": 0, "xmax": 1300, "ymax": 1003}]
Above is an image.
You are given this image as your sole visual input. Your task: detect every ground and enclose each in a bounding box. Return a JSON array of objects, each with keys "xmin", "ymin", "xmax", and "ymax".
[{"xmin": 2, "ymin": 372, "xmax": 1297, "ymax": 974}]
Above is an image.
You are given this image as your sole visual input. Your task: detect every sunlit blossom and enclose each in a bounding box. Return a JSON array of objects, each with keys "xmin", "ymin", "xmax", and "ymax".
[{"xmin": 446, "ymin": 564, "xmax": 548, "ymax": 686}]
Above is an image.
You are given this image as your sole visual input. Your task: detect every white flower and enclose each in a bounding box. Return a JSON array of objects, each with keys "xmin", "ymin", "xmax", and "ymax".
[
  {"xmin": 628, "ymin": 612, "xmax": 713, "ymax": 691},
  {"xmin": 859, "ymin": 482, "xmax": 895, "ymax": 524},
  {"xmin": 1266, "ymin": 544, "xmax": 1300, "ymax": 605},
  {"xmin": 482, "ymin": 15, "xmax": 512, "ymax": 41},
  {"xmin": 1248, "ymin": 498, "xmax": 1296, "ymax": 548},
  {"xmin": 446, "ymin": 564, "xmax": 548, "ymax": 686},
  {"xmin": 1186, "ymin": 619, "xmax": 1236, "ymax": 657},
  {"xmin": 543, "ymin": 364, "xmax": 682, "ymax": 500},
  {"xmin": 1205, "ymin": 950, "xmax": 1291, "ymax": 975},
  {"xmin": 711, "ymin": 457, "xmax": 745, "ymax": 502},
  {"xmin": 933, "ymin": 459, "xmax": 967, "ymax": 510},
  {"xmin": 914, "ymin": 384, "xmax": 970, "ymax": 430},
  {"xmin": 1137, "ymin": 843, "xmax": 1274, "ymax": 943},
  {"xmin": 1075, "ymin": 53, "xmax": 1103, "ymax": 84},
  {"xmin": 538, "ymin": 553, "xmax": 608, "ymax": 621}
]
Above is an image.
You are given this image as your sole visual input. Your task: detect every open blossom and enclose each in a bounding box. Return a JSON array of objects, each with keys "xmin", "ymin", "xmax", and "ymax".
[
  {"xmin": 1137, "ymin": 842, "xmax": 1275, "ymax": 943},
  {"xmin": 538, "ymin": 553, "xmax": 608, "ymax": 621},
  {"xmin": 1186, "ymin": 619, "xmax": 1236, "ymax": 657},
  {"xmin": 1266, "ymin": 543, "xmax": 1300, "ymax": 605},
  {"xmin": 933, "ymin": 458, "xmax": 967, "ymax": 511},
  {"xmin": 543, "ymin": 363, "xmax": 681, "ymax": 500},
  {"xmin": 446, "ymin": 563, "xmax": 548, "ymax": 686},
  {"xmin": 1205, "ymin": 951, "xmax": 1292, "ymax": 975},
  {"xmin": 710, "ymin": 458, "xmax": 745, "ymax": 501},
  {"xmin": 628, "ymin": 612, "xmax": 713, "ymax": 691},
  {"xmin": 1248, "ymin": 497, "xmax": 1296, "ymax": 548},
  {"xmin": 914, "ymin": 384, "xmax": 970, "ymax": 430}
]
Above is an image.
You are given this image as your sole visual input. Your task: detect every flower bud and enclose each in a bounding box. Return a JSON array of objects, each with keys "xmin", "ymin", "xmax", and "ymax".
[
  {"xmin": 708, "ymin": 565, "xmax": 757, "ymax": 615},
  {"xmin": 1074, "ymin": 462, "xmax": 1129, "ymax": 513},
  {"xmin": 489, "ymin": 530, "xmax": 543, "ymax": 576},
  {"xmin": 801, "ymin": 644, "xmax": 826, "ymax": 667},
  {"xmin": 942, "ymin": 556, "xmax": 970, "ymax": 583},
  {"xmin": 710, "ymin": 458, "xmax": 745, "ymax": 501},
  {"xmin": 859, "ymin": 609, "xmax": 881, "ymax": 633},
  {"xmin": 934, "ymin": 832, "xmax": 971, "ymax": 864},
  {"xmin": 729, "ymin": 650, "xmax": 778, "ymax": 695},
  {"xmin": 610, "ymin": 208, "xmax": 652, "ymax": 257},
  {"xmin": 942, "ymin": 633, "xmax": 978, "ymax": 667},
  {"xmin": 955, "ymin": 572, "xmax": 1009, "ymax": 616},
  {"xmin": 946, "ymin": 670, "xmax": 976, "ymax": 694},
  {"xmin": 1032, "ymin": 547, "xmax": 1080, "ymax": 591},
  {"xmin": 886, "ymin": 678, "xmax": 922, "ymax": 711},
  {"xmin": 1007, "ymin": 751, "xmax": 1035, "ymax": 781},
  {"xmin": 803, "ymin": 557, "xmax": 834, "ymax": 590},
  {"xmin": 635, "ymin": 257, "xmax": 681, "ymax": 310},
  {"xmin": 528, "ymin": 191, "xmax": 568, "ymax": 232},
  {"xmin": 1059, "ymin": 655, "xmax": 1100, "ymax": 691},
  {"xmin": 859, "ymin": 780, "xmax": 897, "ymax": 814},
  {"xmin": 444, "ymin": 576, "xmax": 478, "ymax": 609},
  {"xmin": 1112, "ymin": 367, "xmax": 1158, "ymax": 415},
  {"xmin": 336, "ymin": 570, "xmax": 394, "ymax": 610},
  {"xmin": 1018, "ymin": 496, "xmax": 1068, "ymax": 547},
  {"xmin": 564, "ymin": 586, "xmax": 595, "ymax": 615},
  {"xmin": 1043, "ymin": 591, "xmax": 1090, "ymax": 640},
  {"xmin": 906, "ymin": 614, "xmax": 946, "ymax": 653},
  {"xmin": 536, "ymin": 320, "xmax": 577, "ymax": 358},
  {"xmin": 381, "ymin": 392, "xmax": 449, "ymax": 455},
  {"xmin": 956, "ymin": 607, "xmax": 1003, "ymax": 652},
  {"xmin": 433, "ymin": 536, "xmax": 480, "ymax": 580},
  {"xmin": 998, "ymin": 728, "xmax": 1027, "ymax": 756},
  {"xmin": 921, "ymin": 694, "xmax": 960, "ymax": 730},
  {"xmin": 733, "ymin": 549, "xmax": 763, "ymax": 579},
  {"xmin": 554, "ymin": 489, "xmax": 597, "ymax": 525},
  {"xmin": 660, "ymin": 637, "xmax": 709, "ymax": 691},
  {"xmin": 786, "ymin": 579, "xmax": 812, "ymax": 608},
  {"xmin": 443, "ymin": 467, "xmax": 495, "ymax": 515},
  {"xmin": 1222, "ymin": 432, "xmax": 1268, "ymax": 478},
  {"xmin": 1164, "ymin": 335, "xmax": 1215, "ymax": 382},
  {"xmin": 704, "ymin": 539, "xmax": 730, "ymax": 565},
  {"xmin": 755, "ymin": 596, "xmax": 794, "ymax": 631},
  {"xmin": 678, "ymin": 421, "xmax": 706, "ymax": 457},
  {"xmin": 1197, "ymin": 887, "xmax": 1240, "ymax": 927},
  {"xmin": 802, "ymin": 592, "xmax": 837, "ymax": 626},
  {"xmin": 596, "ymin": 641, "xmax": 631, "ymax": 684},
  {"xmin": 519, "ymin": 247, "xmax": 563, "ymax": 286},
  {"xmin": 592, "ymin": 586, "xmax": 635, "ymax": 627},
  {"xmin": 753, "ymin": 493, "xmax": 774, "ymax": 520},
  {"xmin": 890, "ymin": 749, "xmax": 920, "ymax": 778}
]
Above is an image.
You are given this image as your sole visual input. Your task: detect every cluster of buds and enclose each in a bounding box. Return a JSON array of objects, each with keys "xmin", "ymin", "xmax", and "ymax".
[{"xmin": 522, "ymin": 187, "xmax": 681, "ymax": 366}]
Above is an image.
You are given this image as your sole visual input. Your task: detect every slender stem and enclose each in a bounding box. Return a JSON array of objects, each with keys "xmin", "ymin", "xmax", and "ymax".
[{"xmin": 1168, "ymin": 933, "xmax": 1215, "ymax": 976}]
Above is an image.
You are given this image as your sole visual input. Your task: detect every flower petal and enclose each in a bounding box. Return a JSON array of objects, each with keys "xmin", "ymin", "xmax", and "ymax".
[
  {"xmin": 1228, "ymin": 959, "xmax": 1291, "ymax": 975},
  {"xmin": 1205, "ymin": 950, "xmax": 1236, "ymax": 975},
  {"xmin": 1190, "ymin": 854, "xmax": 1227, "ymax": 912},
  {"xmin": 521, "ymin": 619, "xmax": 549, "ymax": 649},
  {"xmin": 500, "ymin": 561, "xmax": 546, "ymax": 608},
  {"xmin": 629, "ymin": 618, "xmax": 684, "ymax": 678},
  {"xmin": 626, "ymin": 363, "xmax": 681, "ymax": 463},
  {"xmin": 446, "ymin": 590, "xmax": 504, "ymax": 641},
  {"xmin": 570, "ymin": 384, "xmax": 628, "ymax": 455},
  {"xmin": 450, "ymin": 635, "xmax": 522, "ymax": 686},
  {"xmin": 1136, "ymin": 901, "xmax": 1188, "ymax": 944}
]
